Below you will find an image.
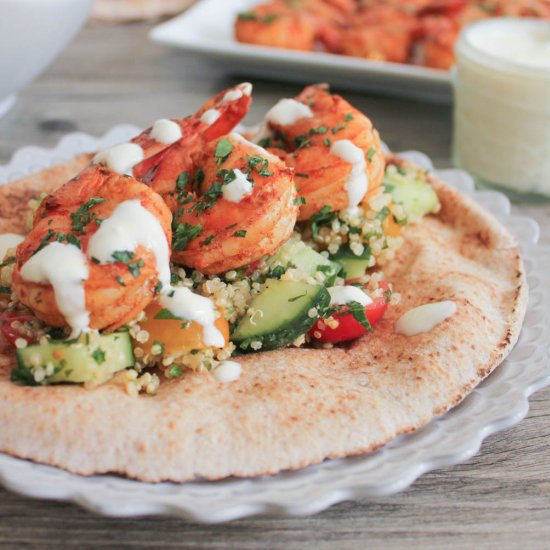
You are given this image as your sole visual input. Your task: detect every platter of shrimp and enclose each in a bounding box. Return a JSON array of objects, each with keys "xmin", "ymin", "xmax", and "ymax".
[{"xmin": 150, "ymin": 0, "xmax": 550, "ymax": 102}]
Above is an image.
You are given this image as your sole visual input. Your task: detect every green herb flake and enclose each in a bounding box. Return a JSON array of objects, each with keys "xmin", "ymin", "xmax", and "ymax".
[
  {"xmin": 0, "ymin": 285, "xmax": 11, "ymax": 294},
  {"xmin": 154, "ymin": 308, "xmax": 184, "ymax": 321},
  {"xmin": 167, "ymin": 365, "xmax": 183, "ymax": 378},
  {"xmin": 367, "ymin": 146, "xmax": 376, "ymax": 162},
  {"xmin": 288, "ymin": 292, "xmax": 307, "ymax": 303},
  {"xmin": 111, "ymin": 250, "xmax": 135, "ymax": 264},
  {"xmin": 172, "ymin": 222, "xmax": 203, "ymax": 251},
  {"xmin": 201, "ymin": 235, "xmax": 215, "ymax": 247},
  {"xmin": 234, "ymin": 230, "xmax": 247, "ymax": 238},
  {"xmin": 293, "ymin": 196, "xmax": 307, "ymax": 205},
  {"xmin": 214, "ymin": 138, "xmax": 234, "ymax": 166},
  {"xmin": 238, "ymin": 10, "xmax": 258, "ymax": 20},
  {"xmin": 70, "ymin": 197, "xmax": 106, "ymax": 234},
  {"xmin": 347, "ymin": 301, "xmax": 373, "ymax": 332},
  {"xmin": 376, "ymin": 206, "xmax": 391, "ymax": 221},
  {"xmin": 176, "ymin": 171, "xmax": 190, "ymax": 192},
  {"xmin": 115, "ymin": 275, "xmax": 126, "ymax": 287},
  {"xmin": 310, "ymin": 205, "xmax": 337, "ymax": 238},
  {"xmin": 91, "ymin": 348, "xmax": 106, "ymax": 364},
  {"xmin": 128, "ymin": 259, "xmax": 145, "ymax": 278}
]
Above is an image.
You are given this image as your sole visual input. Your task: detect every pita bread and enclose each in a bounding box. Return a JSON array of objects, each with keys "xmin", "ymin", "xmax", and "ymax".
[
  {"xmin": 91, "ymin": 0, "xmax": 195, "ymax": 22},
  {"xmin": 0, "ymin": 158, "xmax": 527, "ymax": 482}
]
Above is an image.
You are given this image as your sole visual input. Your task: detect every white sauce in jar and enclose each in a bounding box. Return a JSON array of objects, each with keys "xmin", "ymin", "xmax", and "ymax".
[
  {"xmin": 200, "ymin": 108, "xmax": 221, "ymax": 125},
  {"xmin": 330, "ymin": 140, "xmax": 368, "ymax": 209},
  {"xmin": 212, "ymin": 360, "xmax": 242, "ymax": 383},
  {"xmin": 92, "ymin": 143, "xmax": 144, "ymax": 175},
  {"xmin": 222, "ymin": 169, "xmax": 253, "ymax": 203},
  {"xmin": 453, "ymin": 19, "xmax": 550, "ymax": 196},
  {"xmin": 150, "ymin": 119, "xmax": 182, "ymax": 145},
  {"xmin": 266, "ymin": 98, "xmax": 313, "ymax": 126},
  {"xmin": 395, "ymin": 301, "xmax": 456, "ymax": 336},
  {"xmin": 20, "ymin": 242, "xmax": 90, "ymax": 336},
  {"xmin": 328, "ymin": 285, "xmax": 372, "ymax": 307},
  {"xmin": 0, "ymin": 233, "xmax": 24, "ymax": 261}
]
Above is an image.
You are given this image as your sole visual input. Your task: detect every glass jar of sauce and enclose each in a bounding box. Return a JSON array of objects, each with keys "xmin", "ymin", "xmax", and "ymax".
[{"xmin": 452, "ymin": 19, "xmax": 550, "ymax": 200}]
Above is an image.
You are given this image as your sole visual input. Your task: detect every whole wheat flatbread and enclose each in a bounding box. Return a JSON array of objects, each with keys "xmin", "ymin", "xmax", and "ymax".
[
  {"xmin": 0, "ymin": 158, "xmax": 527, "ymax": 482},
  {"xmin": 91, "ymin": 0, "xmax": 195, "ymax": 22}
]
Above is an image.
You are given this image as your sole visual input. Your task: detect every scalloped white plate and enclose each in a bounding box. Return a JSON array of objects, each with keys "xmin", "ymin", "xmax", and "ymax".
[{"xmin": 0, "ymin": 126, "xmax": 548, "ymax": 522}]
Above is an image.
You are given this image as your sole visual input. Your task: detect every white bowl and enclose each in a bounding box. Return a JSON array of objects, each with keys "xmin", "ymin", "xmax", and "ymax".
[{"xmin": 0, "ymin": 0, "xmax": 94, "ymax": 117}]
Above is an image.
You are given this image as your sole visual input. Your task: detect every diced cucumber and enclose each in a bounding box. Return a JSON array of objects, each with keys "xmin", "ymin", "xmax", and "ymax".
[
  {"xmin": 384, "ymin": 167, "xmax": 440, "ymax": 221},
  {"xmin": 267, "ymin": 239, "xmax": 340, "ymax": 285},
  {"xmin": 330, "ymin": 244, "xmax": 371, "ymax": 280},
  {"xmin": 12, "ymin": 332, "xmax": 134, "ymax": 385},
  {"xmin": 232, "ymin": 279, "xmax": 330, "ymax": 351}
]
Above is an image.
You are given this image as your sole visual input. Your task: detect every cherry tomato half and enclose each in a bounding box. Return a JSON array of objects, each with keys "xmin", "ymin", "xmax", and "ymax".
[
  {"xmin": 0, "ymin": 310, "xmax": 37, "ymax": 348},
  {"xmin": 309, "ymin": 283, "xmax": 390, "ymax": 344}
]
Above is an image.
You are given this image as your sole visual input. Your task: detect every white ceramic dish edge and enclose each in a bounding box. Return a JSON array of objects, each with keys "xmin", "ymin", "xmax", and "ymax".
[
  {"xmin": 149, "ymin": 0, "xmax": 452, "ymax": 103},
  {"xmin": 0, "ymin": 125, "xmax": 548, "ymax": 522}
]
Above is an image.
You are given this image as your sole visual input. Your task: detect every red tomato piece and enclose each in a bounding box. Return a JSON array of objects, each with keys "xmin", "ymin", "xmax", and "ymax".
[
  {"xmin": 0, "ymin": 310, "xmax": 37, "ymax": 348},
  {"xmin": 309, "ymin": 283, "xmax": 390, "ymax": 344}
]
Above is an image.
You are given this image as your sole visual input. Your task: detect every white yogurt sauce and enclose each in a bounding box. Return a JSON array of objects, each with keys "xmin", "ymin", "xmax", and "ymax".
[
  {"xmin": 223, "ymin": 89, "xmax": 243, "ymax": 103},
  {"xmin": 266, "ymin": 98, "xmax": 313, "ymax": 126},
  {"xmin": 150, "ymin": 119, "xmax": 182, "ymax": 145},
  {"xmin": 239, "ymin": 82, "xmax": 253, "ymax": 96},
  {"xmin": 0, "ymin": 233, "xmax": 24, "ymax": 261},
  {"xmin": 20, "ymin": 242, "xmax": 90, "ymax": 336},
  {"xmin": 159, "ymin": 287, "xmax": 225, "ymax": 348},
  {"xmin": 212, "ymin": 360, "xmax": 242, "ymax": 383},
  {"xmin": 87, "ymin": 199, "xmax": 224, "ymax": 347},
  {"xmin": 328, "ymin": 285, "xmax": 372, "ymax": 307},
  {"xmin": 395, "ymin": 301, "xmax": 457, "ymax": 336},
  {"xmin": 469, "ymin": 23, "xmax": 550, "ymax": 69},
  {"xmin": 92, "ymin": 143, "xmax": 144, "ymax": 175},
  {"xmin": 222, "ymin": 169, "xmax": 253, "ymax": 203},
  {"xmin": 200, "ymin": 108, "xmax": 221, "ymax": 125},
  {"xmin": 87, "ymin": 199, "xmax": 171, "ymax": 285},
  {"xmin": 330, "ymin": 140, "xmax": 368, "ymax": 209}
]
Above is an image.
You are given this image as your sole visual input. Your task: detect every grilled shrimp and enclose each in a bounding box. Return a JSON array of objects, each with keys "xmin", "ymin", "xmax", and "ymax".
[
  {"xmin": 235, "ymin": 2, "xmax": 317, "ymax": 51},
  {"xmin": 165, "ymin": 133, "xmax": 298, "ymax": 274},
  {"xmin": 322, "ymin": 5, "xmax": 415, "ymax": 63},
  {"xmin": 132, "ymin": 82, "xmax": 253, "ymax": 195},
  {"xmin": 13, "ymin": 165, "xmax": 172, "ymax": 333},
  {"xmin": 260, "ymin": 84, "xmax": 385, "ymax": 220}
]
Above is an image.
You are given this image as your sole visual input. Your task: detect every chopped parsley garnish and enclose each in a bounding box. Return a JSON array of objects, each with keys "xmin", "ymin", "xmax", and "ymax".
[
  {"xmin": 172, "ymin": 222, "xmax": 203, "ymax": 251},
  {"xmin": 345, "ymin": 113, "xmax": 354, "ymax": 122},
  {"xmin": 115, "ymin": 275, "xmax": 126, "ymax": 286},
  {"xmin": 367, "ymin": 146, "xmax": 376, "ymax": 162},
  {"xmin": 247, "ymin": 155, "xmax": 272, "ymax": 177},
  {"xmin": 323, "ymin": 137, "xmax": 332, "ymax": 147},
  {"xmin": 154, "ymin": 309, "xmax": 185, "ymax": 321},
  {"xmin": 268, "ymin": 265, "xmax": 286, "ymax": 279},
  {"xmin": 293, "ymin": 196, "xmax": 307, "ymax": 205},
  {"xmin": 201, "ymin": 235, "xmax": 215, "ymax": 246},
  {"xmin": 0, "ymin": 256, "xmax": 15, "ymax": 268},
  {"xmin": 167, "ymin": 365, "xmax": 183, "ymax": 378},
  {"xmin": 294, "ymin": 134, "xmax": 311, "ymax": 150},
  {"xmin": 128, "ymin": 259, "xmax": 145, "ymax": 278},
  {"xmin": 70, "ymin": 197, "xmax": 106, "ymax": 234},
  {"xmin": 34, "ymin": 229, "xmax": 56, "ymax": 254},
  {"xmin": 234, "ymin": 230, "xmax": 247, "ymax": 238},
  {"xmin": 111, "ymin": 250, "xmax": 135, "ymax": 264},
  {"xmin": 91, "ymin": 348, "xmax": 106, "ymax": 364},
  {"xmin": 347, "ymin": 301, "xmax": 373, "ymax": 332},
  {"xmin": 65, "ymin": 234, "xmax": 81, "ymax": 248},
  {"xmin": 295, "ymin": 173, "xmax": 309, "ymax": 179},
  {"xmin": 310, "ymin": 205, "xmax": 337, "ymax": 238},
  {"xmin": 176, "ymin": 171, "xmax": 189, "ymax": 192},
  {"xmin": 214, "ymin": 138, "xmax": 234, "ymax": 166},
  {"xmin": 288, "ymin": 292, "xmax": 307, "ymax": 303},
  {"xmin": 376, "ymin": 206, "xmax": 391, "ymax": 221},
  {"xmin": 0, "ymin": 285, "xmax": 11, "ymax": 294}
]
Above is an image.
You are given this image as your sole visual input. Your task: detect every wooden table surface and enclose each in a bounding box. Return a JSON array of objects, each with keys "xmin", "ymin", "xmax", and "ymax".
[{"xmin": 0, "ymin": 22, "xmax": 549, "ymax": 550}]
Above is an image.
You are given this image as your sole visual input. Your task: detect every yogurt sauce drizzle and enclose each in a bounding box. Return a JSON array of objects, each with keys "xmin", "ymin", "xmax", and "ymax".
[
  {"xmin": 222, "ymin": 169, "xmax": 253, "ymax": 203},
  {"xmin": 230, "ymin": 131, "xmax": 279, "ymax": 162},
  {"xmin": 212, "ymin": 360, "xmax": 242, "ymax": 383},
  {"xmin": 395, "ymin": 301, "xmax": 457, "ymax": 336},
  {"xmin": 0, "ymin": 233, "xmax": 24, "ymax": 261},
  {"xmin": 200, "ymin": 108, "xmax": 221, "ymax": 125},
  {"xmin": 330, "ymin": 140, "xmax": 368, "ymax": 210},
  {"xmin": 87, "ymin": 199, "xmax": 225, "ymax": 347},
  {"xmin": 93, "ymin": 143, "xmax": 144, "ymax": 175},
  {"xmin": 328, "ymin": 285, "xmax": 372, "ymax": 306},
  {"xmin": 266, "ymin": 98, "xmax": 314, "ymax": 126},
  {"xmin": 150, "ymin": 119, "xmax": 182, "ymax": 145},
  {"xmin": 20, "ymin": 242, "xmax": 90, "ymax": 337}
]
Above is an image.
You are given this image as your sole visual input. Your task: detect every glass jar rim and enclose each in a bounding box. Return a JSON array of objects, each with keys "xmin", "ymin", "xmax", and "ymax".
[{"xmin": 455, "ymin": 17, "xmax": 550, "ymax": 80}]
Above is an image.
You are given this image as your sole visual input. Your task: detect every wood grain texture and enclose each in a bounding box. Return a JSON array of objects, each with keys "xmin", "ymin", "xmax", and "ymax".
[{"xmin": 0, "ymin": 22, "xmax": 549, "ymax": 550}]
